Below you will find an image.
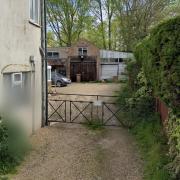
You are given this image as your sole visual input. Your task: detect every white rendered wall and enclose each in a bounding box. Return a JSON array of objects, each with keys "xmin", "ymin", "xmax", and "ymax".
[{"xmin": 0, "ymin": 1, "xmax": 42, "ymax": 134}]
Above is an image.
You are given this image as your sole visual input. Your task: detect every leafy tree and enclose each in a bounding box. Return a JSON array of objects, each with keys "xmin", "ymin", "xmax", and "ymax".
[
  {"xmin": 158, "ymin": 0, "xmax": 180, "ymax": 19},
  {"xmin": 47, "ymin": 31, "xmax": 59, "ymax": 47},
  {"xmin": 114, "ymin": 0, "xmax": 170, "ymax": 51},
  {"xmin": 47, "ymin": 0, "xmax": 177, "ymax": 52},
  {"xmin": 47, "ymin": 0, "xmax": 89, "ymax": 46},
  {"xmin": 90, "ymin": 0, "xmax": 107, "ymax": 49}
]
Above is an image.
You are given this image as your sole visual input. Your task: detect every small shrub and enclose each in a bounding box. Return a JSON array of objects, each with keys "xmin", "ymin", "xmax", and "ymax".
[
  {"xmin": 0, "ymin": 116, "xmax": 30, "ymax": 175},
  {"xmin": 117, "ymin": 84, "xmax": 155, "ymax": 128}
]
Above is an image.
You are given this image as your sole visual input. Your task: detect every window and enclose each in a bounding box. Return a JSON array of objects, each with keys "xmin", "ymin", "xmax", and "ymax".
[
  {"xmin": 30, "ymin": 0, "xmax": 40, "ymax": 24},
  {"xmin": 109, "ymin": 59, "xmax": 116, "ymax": 62},
  {"xmin": 12, "ymin": 73, "xmax": 23, "ymax": 88},
  {"xmin": 3, "ymin": 72, "xmax": 31, "ymax": 106},
  {"xmin": 78, "ymin": 48, "xmax": 87, "ymax": 56},
  {"xmin": 53, "ymin": 52, "xmax": 59, "ymax": 58},
  {"xmin": 119, "ymin": 58, "xmax": 124, "ymax": 63},
  {"xmin": 47, "ymin": 52, "xmax": 59, "ymax": 59},
  {"xmin": 47, "ymin": 66, "xmax": 52, "ymax": 82},
  {"xmin": 101, "ymin": 58, "xmax": 109, "ymax": 63},
  {"xmin": 47, "ymin": 52, "xmax": 52, "ymax": 57}
]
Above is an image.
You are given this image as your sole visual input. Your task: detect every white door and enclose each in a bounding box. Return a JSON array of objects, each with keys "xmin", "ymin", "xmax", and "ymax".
[{"xmin": 101, "ymin": 64, "xmax": 118, "ymax": 80}]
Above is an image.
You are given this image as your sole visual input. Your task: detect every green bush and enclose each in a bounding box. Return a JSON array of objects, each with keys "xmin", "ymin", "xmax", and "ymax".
[
  {"xmin": 117, "ymin": 86, "xmax": 155, "ymax": 127},
  {"xmin": 116, "ymin": 17, "xmax": 180, "ymax": 179},
  {"xmin": 0, "ymin": 116, "xmax": 30, "ymax": 174},
  {"xmin": 126, "ymin": 59, "xmax": 141, "ymax": 91},
  {"xmin": 134, "ymin": 17, "xmax": 180, "ymax": 112},
  {"xmin": 134, "ymin": 16, "xmax": 180, "ymax": 178},
  {"xmin": 117, "ymin": 84, "xmax": 172, "ymax": 179},
  {"xmin": 117, "ymin": 83, "xmax": 172, "ymax": 179},
  {"xmin": 167, "ymin": 111, "xmax": 180, "ymax": 179},
  {"xmin": 132, "ymin": 116, "xmax": 171, "ymax": 180}
]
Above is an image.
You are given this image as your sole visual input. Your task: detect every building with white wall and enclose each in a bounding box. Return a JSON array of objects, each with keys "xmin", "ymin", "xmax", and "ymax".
[
  {"xmin": 47, "ymin": 40, "xmax": 133, "ymax": 82},
  {"xmin": 0, "ymin": 0, "xmax": 45, "ymax": 134},
  {"xmin": 100, "ymin": 50, "xmax": 133, "ymax": 80}
]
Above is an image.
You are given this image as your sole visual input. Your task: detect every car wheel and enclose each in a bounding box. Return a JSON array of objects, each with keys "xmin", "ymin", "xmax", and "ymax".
[{"xmin": 56, "ymin": 81, "xmax": 62, "ymax": 87}]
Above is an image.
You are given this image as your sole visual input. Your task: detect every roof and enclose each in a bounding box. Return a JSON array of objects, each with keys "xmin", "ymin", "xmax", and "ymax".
[{"xmin": 100, "ymin": 50, "xmax": 134, "ymax": 59}]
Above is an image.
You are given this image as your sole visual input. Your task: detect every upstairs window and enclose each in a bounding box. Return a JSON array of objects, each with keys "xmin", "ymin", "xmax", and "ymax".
[
  {"xmin": 30, "ymin": 0, "xmax": 40, "ymax": 24},
  {"xmin": 78, "ymin": 48, "xmax": 87, "ymax": 56}
]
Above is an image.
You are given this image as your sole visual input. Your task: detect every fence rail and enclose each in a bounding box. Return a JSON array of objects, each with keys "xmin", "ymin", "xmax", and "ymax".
[{"xmin": 49, "ymin": 93, "xmax": 118, "ymax": 100}]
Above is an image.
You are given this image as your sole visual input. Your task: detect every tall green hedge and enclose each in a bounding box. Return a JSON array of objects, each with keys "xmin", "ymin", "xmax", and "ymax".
[
  {"xmin": 134, "ymin": 17, "xmax": 180, "ymax": 178},
  {"xmin": 134, "ymin": 17, "xmax": 180, "ymax": 113}
]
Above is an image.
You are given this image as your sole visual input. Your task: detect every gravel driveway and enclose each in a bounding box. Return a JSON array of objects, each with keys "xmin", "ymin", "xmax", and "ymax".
[
  {"xmin": 13, "ymin": 83, "xmax": 143, "ymax": 180},
  {"xmin": 50, "ymin": 83, "xmax": 121, "ymax": 101}
]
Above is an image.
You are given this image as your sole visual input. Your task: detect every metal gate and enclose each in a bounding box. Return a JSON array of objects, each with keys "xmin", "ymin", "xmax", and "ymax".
[{"xmin": 48, "ymin": 93, "xmax": 124, "ymax": 127}]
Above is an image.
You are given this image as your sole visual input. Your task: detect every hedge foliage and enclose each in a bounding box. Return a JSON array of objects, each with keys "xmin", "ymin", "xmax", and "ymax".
[
  {"xmin": 134, "ymin": 17, "xmax": 180, "ymax": 112},
  {"xmin": 134, "ymin": 16, "xmax": 180, "ymax": 179}
]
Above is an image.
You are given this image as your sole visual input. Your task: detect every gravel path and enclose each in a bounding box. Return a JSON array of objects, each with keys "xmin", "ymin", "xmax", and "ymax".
[
  {"xmin": 13, "ymin": 124, "xmax": 143, "ymax": 180},
  {"xmin": 13, "ymin": 83, "xmax": 143, "ymax": 180},
  {"xmin": 52, "ymin": 83, "xmax": 121, "ymax": 95},
  {"xmin": 50, "ymin": 83, "xmax": 121, "ymax": 101}
]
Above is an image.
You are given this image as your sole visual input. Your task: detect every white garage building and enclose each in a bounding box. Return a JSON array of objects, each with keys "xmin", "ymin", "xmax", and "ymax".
[{"xmin": 100, "ymin": 50, "xmax": 133, "ymax": 80}]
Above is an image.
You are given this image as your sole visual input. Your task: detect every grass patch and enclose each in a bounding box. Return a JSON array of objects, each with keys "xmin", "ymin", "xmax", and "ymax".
[
  {"xmin": 130, "ymin": 115, "xmax": 172, "ymax": 180},
  {"xmin": 84, "ymin": 119, "xmax": 105, "ymax": 131}
]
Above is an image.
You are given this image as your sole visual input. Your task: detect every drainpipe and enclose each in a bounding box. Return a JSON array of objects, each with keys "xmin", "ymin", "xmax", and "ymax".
[
  {"xmin": 30, "ymin": 57, "xmax": 35, "ymax": 134},
  {"xmin": 40, "ymin": 0, "xmax": 48, "ymax": 127},
  {"xmin": 44, "ymin": 0, "xmax": 48, "ymax": 126}
]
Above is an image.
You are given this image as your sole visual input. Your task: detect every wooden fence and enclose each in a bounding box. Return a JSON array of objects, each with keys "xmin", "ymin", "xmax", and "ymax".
[{"xmin": 156, "ymin": 98, "xmax": 169, "ymax": 124}]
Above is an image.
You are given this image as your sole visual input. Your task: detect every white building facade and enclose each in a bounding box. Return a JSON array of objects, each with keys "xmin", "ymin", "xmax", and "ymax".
[
  {"xmin": 100, "ymin": 50, "xmax": 134, "ymax": 80},
  {"xmin": 0, "ymin": 0, "xmax": 45, "ymax": 134}
]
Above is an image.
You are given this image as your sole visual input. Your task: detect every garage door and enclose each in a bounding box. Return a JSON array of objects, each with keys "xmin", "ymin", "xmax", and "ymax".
[
  {"xmin": 101, "ymin": 64, "xmax": 118, "ymax": 80},
  {"xmin": 70, "ymin": 62, "xmax": 97, "ymax": 82}
]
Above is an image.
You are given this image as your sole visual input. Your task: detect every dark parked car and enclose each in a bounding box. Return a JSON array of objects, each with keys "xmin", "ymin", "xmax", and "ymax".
[{"xmin": 51, "ymin": 72, "xmax": 71, "ymax": 87}]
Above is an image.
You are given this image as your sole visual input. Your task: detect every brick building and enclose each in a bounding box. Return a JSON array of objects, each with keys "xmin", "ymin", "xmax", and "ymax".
[
  {"xmin": 48, "ymin": 39, "xmax": 100, "ymax": 82},
  {"xmin": 47, "ymin": 39, "xmax": 133, "ymax": 82}
]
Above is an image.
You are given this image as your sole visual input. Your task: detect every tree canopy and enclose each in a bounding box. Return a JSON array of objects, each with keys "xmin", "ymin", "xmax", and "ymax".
[{"xmin": 47, "ymin": 0, "xmax": 180, "ymax": 51}]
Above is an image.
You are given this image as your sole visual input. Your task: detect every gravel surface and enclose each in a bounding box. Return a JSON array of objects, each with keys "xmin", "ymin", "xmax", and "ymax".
[
  {"xmin": 13, "ymin": 83, "xmax": 143, "ymax": 180},
  {"xmin": 52, "ymin": 83, "xmax": 121, "ymax": 95},
  {"xmin": 13, "ymin": 124, "xmax": 143, "ymax": 180},
  {"xmin": 50, "ymin": 83, "xmax": 121, "ymax": 101}
]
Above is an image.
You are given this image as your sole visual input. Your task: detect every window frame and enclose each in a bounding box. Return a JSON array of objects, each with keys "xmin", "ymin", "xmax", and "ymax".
[
  {"xmin": 12, "ymin": 73, "xmax": 23, "ymax": 88},
  {"xmin": 29, "ymin": 0, "xmax": 40, "ymax": 26},
  {"xmin": 78, "ymin": 47, "xmax": 87, "ymax": 56},
  {"xmin": 47, "ymin": 66, "xmax": 52, "ymax": 82},
  {"xmin": 47, "ymin": 51, "xmax": 60, "ymax": 59}
]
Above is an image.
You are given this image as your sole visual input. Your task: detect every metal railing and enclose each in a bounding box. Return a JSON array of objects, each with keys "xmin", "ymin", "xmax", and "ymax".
[
  {"xmin": 48, "ymin": 93, "xmax": 118, "ymax": 101},
  {"xmin": 48, "ymin": 93, "xmax": 124, "ymax": 127}
]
